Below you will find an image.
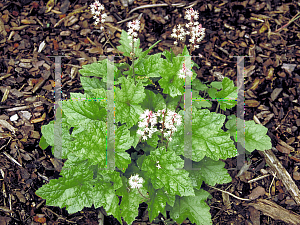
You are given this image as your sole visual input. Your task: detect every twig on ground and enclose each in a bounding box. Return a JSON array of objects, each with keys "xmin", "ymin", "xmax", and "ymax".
[{"xmin": 207, "ymin": 185, "xmax": 252, "ymax": 201}]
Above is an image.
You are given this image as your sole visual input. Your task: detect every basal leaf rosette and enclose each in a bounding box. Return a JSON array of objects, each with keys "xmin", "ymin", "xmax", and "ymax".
[
  {"xmin": 168, "ymin": 107, "xmax": 237, "ymax": 161},
  {"xmin": 141, "ymin": 146, "xmax": 195, "ymax": 197},
  {"xmin": 115, "ymin": 76, "xmax": 146, "ymax": 129}
]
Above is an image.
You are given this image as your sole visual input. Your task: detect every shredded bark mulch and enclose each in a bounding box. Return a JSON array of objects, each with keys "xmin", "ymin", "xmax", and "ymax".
[{"xmin": 0, "ymin": 0, "xmax": 300, "ymax": 224}]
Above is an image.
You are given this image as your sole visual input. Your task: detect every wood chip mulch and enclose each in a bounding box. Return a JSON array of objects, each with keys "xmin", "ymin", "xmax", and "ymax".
[{"xmin": 0, "ymin": 0, "xmax": 300, "ymax": 224}]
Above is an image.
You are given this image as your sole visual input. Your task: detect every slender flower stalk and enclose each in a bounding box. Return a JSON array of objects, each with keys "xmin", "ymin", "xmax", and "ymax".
[{"xmin": 127, "ymin": 19, "xmax": 140, "ymax": 83}]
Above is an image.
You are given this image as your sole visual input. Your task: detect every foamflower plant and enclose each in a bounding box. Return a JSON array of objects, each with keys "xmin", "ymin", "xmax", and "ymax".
[{"xmin": 35, "ymin": 4, "xmax": 272, "ymax": 225}]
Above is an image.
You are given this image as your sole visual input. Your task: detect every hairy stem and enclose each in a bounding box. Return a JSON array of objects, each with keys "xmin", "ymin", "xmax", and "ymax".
[
  {"xmin": 137, "ymin": 187, "xmax": 150, "ymax": 200},
  {"xmin": 175, "ymin": 95, "xmax": 183, "ymax": 113}
]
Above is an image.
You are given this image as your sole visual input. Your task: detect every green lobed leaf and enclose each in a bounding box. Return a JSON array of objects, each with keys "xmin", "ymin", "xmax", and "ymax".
[
  {"xmin": 79, "ymin": 58, "xmax": 122, "ymax": 84},
  {"xmin": 61, "ymin": 92, "xmax": 107, "ymax": 126},
  {"xmin": 140, "ymin": 89, "xmax": 166, "ymax": 112},
  {"xmin": 68, "ymin": 120, "xmax": 107, "ymax": 167},
  {"xmin": 188, "ymin": 156, "xmax": 232, "ymax": 190},
  {"xmin": 225, "ymin": 114, "xmax": 241, "ymax": 142},
  {"xmin": 69, "ymin": 121, "xmax": 133, "ymax": 171},
  {"xmin": 158, "ymin": 57, "xmax": 185, "ymax": 98},
  {"xmin": 192, "ymin": 90, "xmax": 212, "ymax": 109},
  {"xmin": 225, "ymin": 115, "xmax": 272, "ymax": 152},
  {"xmin": 145, "ymin": 183, "xmax": 169, "ymax": 222},
  {"xmin": 36, "ymin": 158, "xmax": 122, "ymax": 216},
  {"xmin": 192, "ymin": 79, "xmax": 208, "ymax": 91},
  {"xmin": 135, "ymin": 53, "xmax": 163, "ymax": 78},
  {"xmin": 168, "ymin": 107, "xmax": 237, "ymax": 161},
  {"xmin": 141, "ymin": 147, "xmax": 195, "ymax": 197},
  {"xmin": 114, "ymin": 125, "xmax": 134, "ymax": 172},
  {"xmin": 129, "ymin": 125, "xmax": 141, "ymax": 149},
  {"xmin": 215, "ymin": 77, "xmax": 237, "ymax": 110},
  {"xmin": 115, "ymin": 76, "xmax": 146, "ymax": 129},
  {"xmin": 40, "ymin": 119, "xmax": 73, "ymax": 158},
  {"xmin": 244, "ymin": 120, "xmax": 272, "ymax": 152},
  {"xmin": 166, "ymin": 189, "xmax": 212, "ymax": 225},
  {"xmin": 80, "ymin": 76, "xmax": 106, "ymax": 94}
]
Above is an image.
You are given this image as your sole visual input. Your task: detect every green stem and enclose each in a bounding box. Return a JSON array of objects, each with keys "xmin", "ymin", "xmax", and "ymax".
[
  {"xmin": 175, "ymin": 95, "xmax": 183, "ymax": 113},
  {"xmin": 215, "ymin": 102, "xmax": 220, "ymax": 113}
]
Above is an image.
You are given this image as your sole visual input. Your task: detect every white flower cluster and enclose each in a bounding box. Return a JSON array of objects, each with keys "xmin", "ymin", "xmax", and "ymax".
[
  {"xmin": 171, "ymin": 8, "xmax": 205, "ymax": 51},
  {"xmin": 128, "ymin": 174, "xmax": 144, "ymax": 189},
  {"xmin": 127, "ymin": 19, "xmax": 140, "ymax": 47},
  {"xmin": 178, "ymin": 62, "xmax": 193, "ymax": 79},
  {"xmin": 137, "ymin": 109, "xmax": 182, "ymax": 142},
  {"xmin": 90, "ymin": 0, "xmax": 107, "ymax": 30}
]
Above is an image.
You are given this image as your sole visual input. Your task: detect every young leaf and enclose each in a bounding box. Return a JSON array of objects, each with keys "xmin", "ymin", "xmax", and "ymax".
[
  {"xmin": 38, "ymin": 135, "xmax": 49, "ymax": 150},
  {"xmin": 158, "ymin": 57, "xmax": 185, "ymax": 98},
  {"xmin": 168, "ymin": 107, "xmax": 237, "ymax": 161},
  {"xmin": 192, "ymin": 79, "xmax": 208, "ymax": 91},
  {"xmin": 215, "ymin": 77, "xmax": 237, "ymax": 110},
  {"xmin": 207, "ymin": 87, "xmax": 218, "ymax": 99},
  {"xmin": 192, "ymin": 90, "xmax": 212, "ymax": 109},
  {"xmin": 244, "ymin": 120, "xmax": 272, "ymax": 152},
  {"xmin": 166, "ymin": 189, "xmax": 212, "ymax": 225},
  {"xmin": 115, "ymin": 76, "xmax": 146, "ymax": 128},
  {"xmin": 116, "ymin": 30, "xmax": 143, "ymax": 57}
]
